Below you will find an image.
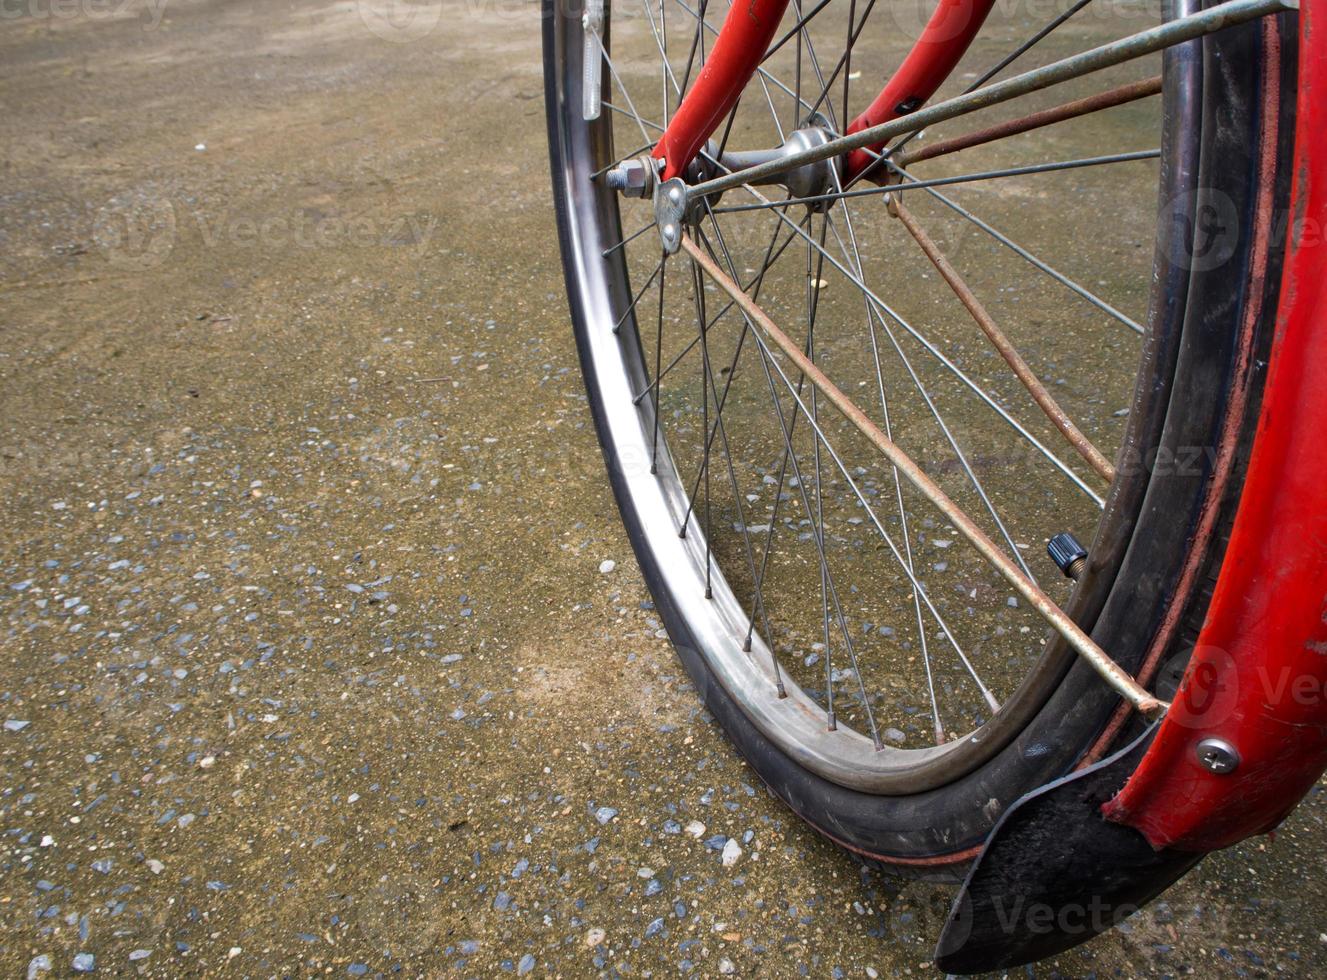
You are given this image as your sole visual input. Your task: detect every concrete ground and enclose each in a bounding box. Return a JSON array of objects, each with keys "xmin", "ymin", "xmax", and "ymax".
[{"xmin": 1, "ymin": 0, "xmax": 1324, "ymax": 976}]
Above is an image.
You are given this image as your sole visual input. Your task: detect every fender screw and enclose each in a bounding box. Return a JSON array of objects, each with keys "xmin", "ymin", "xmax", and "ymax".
[{"xmin": 1196, "ymin": 737, "xmax": 1240, "ymax": 774}]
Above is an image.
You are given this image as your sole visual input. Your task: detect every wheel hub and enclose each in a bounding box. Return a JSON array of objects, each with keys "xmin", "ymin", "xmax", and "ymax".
[{"xmin": 603, "ymin": 122, "xmax": 841, "ymax": 254}]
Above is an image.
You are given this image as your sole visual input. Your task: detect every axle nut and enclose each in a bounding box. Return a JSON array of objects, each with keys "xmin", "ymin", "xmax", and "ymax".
[{"xmin": 605, "ymin": 157, "xmax": 655, "ymax": 199}]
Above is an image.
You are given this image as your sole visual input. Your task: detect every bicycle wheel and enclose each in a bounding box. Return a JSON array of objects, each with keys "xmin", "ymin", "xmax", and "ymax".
[{"xmin": 544, "ymin": 0, "xmax": 1297, "ymax": 868}]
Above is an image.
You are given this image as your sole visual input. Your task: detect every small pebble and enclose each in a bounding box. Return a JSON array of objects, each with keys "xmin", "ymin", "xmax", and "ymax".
[{"xmin": 599, "ymin": 559, "xmax": 617, "ymax": 575}]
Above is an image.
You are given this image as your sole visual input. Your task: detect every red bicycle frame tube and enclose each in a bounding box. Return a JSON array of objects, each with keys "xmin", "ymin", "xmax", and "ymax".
[
  {"xmin": 1103, "ymin": 2, "xmax": 1327, "ymax": 852},
  {"xmin": 654, "ymin": 0, "xmax": 790, "ymax": 181},
  {"xmin": 653, "ymin": 0, "xmax": 995, "ymax": 182},
  {"xmin": 843, "ymin": 0, "xmax": 997, "ymax": 178}
]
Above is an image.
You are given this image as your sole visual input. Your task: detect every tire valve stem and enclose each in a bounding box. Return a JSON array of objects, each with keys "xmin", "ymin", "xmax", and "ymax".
[{"xmin": 1047, "ymin": 532, "xmax": 1089, "ymax": 581}]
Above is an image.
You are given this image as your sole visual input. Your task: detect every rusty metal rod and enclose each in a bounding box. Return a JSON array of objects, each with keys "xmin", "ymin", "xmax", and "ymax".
[
  {"xmin": 894, "ymin": 75, "xmax": 1163, "ymax": 170},
  {"xmin": 890, "ymin": 200, "xmax": 1117, "ymax": 483},
  {"xmin": 679, "ymin": 233, "xmax": 1167, "ymax": 720}
]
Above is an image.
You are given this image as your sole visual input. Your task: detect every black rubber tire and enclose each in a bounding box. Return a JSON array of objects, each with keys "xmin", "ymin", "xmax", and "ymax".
[{"xmin": 544, "ymin": 0, "xmax": 1298, "ymax": 871}]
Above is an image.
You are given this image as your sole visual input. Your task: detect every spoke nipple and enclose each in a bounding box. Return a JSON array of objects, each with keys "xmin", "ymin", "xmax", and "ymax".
[
  {"xmin": 742, "ymin": 637, "xmax": 752, "ymax": 653},
  {"xmin": 1047, "ymin": 532, "xmax": 1089, "ymax": 580},
  {"xmin": 705, "ymin": 587, "xmax": 713, "ymax": 600}
]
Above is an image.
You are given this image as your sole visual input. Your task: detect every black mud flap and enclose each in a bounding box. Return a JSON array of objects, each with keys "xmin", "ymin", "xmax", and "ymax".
[{"xmin": 934, "ymin": 725, "xmax": 1205, "ymax": 974}]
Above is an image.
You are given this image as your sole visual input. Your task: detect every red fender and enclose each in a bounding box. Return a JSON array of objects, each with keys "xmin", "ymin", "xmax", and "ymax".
[{"xmin": 1103, "ymin": 2, "xmax": 1327, "ymax": 851}]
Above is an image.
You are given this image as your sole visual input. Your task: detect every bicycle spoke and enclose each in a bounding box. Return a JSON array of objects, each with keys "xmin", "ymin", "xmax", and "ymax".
[
  {"xmin": 839, "ymin": 0, "xmax": 858, "ymax": 130},
  {"xmin": 641, "ymin": 0, "xmax": 681, "ymax": 102},
  {"xmin": 804, "ymin": 0, "xmax": 880, "ymax": 121},
  {"xmin": 973, "ymin": 0, "xmax": 1098, "ymax": 90},
  {"xmin": 602, "ymin": 48, "xmax": 661, "ymax": 143},
  {"xmin": 691, "ymin": 258, "xmax": 714, "ymax": 597},
  {"xmin": 603, "ymin": 220, "xmax": 661, "ymax": 259},
  {"xmin": 603, "ymin": 100, "xmax": 664, "ymax": 133},
  {"xmin": 651, "ymin": 252, "xmax": 669, "ymax": 473},
  {"xmin": 678, "ymin": 0, "xmax": 709, "ymax": 94},
  {"xmin": 804, "ymin": 211, "xmax": 836, "ymax": 726},
  {"xmin": 613, "ymin": 256, "xmax": 666, "ymax": 335},
  {"xmin": 786, "ymin": 0, "xmax": 840, "ymax": 132},
  {"xmin": 762, "ymin": 0, "xmax": 835, "ymax": 65}
]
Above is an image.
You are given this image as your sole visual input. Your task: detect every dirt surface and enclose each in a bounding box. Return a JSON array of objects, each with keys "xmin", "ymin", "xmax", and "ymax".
[{"xmin": 1, "ymin": 1, "xmax": 1325, "ymax": 977}]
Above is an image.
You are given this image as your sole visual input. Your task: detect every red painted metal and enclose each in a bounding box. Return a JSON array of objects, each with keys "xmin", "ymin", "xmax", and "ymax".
[
  {"xmin": 1103, "ymin": 3, "xmax": 1327, "ymax": 852},
  {"xmin": 652, "ymin": 0, "xmax": 995, "ymax": 182},
  {"xmin": 843, "ymin": 0, "xmax": 997, "ymax": 178},
  {"xmin": 653, "ymin": 0, "xmax": 791, "ymax": 181}
]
